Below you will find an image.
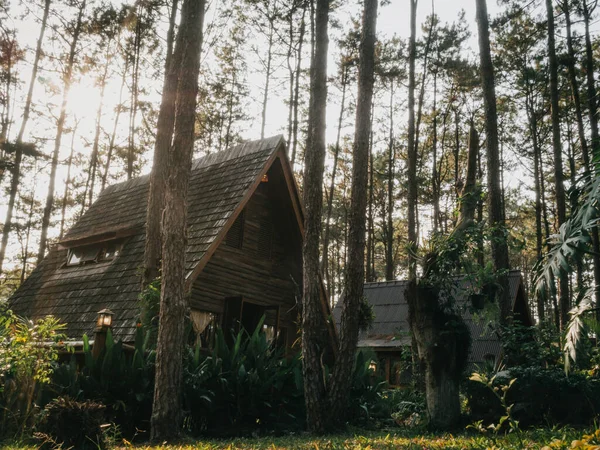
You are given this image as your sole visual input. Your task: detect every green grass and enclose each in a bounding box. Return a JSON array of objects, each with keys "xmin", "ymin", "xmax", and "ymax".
[{"xmin": 1, "ymin": 427, "xmax": 595, "ymax": 449}]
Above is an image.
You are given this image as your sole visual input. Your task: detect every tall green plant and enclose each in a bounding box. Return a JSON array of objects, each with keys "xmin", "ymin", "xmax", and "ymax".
[
  {"xmin": 0, "ymin": 308, "xmax": 65, "ymax": 437},
  {"xmin": 184, "ymin": 318, "xmax": 305, "ymax": 436},
  {"xmin": 51, "ymin": 325, "xmax": 155, "ymax": 438}
]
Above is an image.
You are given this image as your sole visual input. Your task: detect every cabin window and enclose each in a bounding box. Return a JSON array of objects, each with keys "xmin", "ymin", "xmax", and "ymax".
[
  {"xmin": 226, "ymin": 210, "xmax": 245, "ymax": 249},
  {"xmin": 190, "ymin": 310, "xmax": 218, "ymax": 348},
  {"xmin": 66, "ymin": 240, "xmax": 123, "ymax": 266},
  {"xmin": 67, "ymin": 246, "xmax": 100, "ymax": 266},
  {"xmin": 257, "ymin": 216, "xmax": 274, "ymax": 259}
]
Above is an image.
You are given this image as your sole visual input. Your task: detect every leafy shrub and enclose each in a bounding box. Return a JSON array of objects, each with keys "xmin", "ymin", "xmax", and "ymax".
[
  {"xmin": 501, "ymin": 321, "xmax": 561, "ymax": 368},
  {"xmin": 36, "ymin": 396, "xmax": 106, "ymax": 449},
  {"xmin": 465, "ymin": 366, "xmax": 600, "ymax": 426},
  {"xmin": 50, "ymin": 326, "xmax": 155, "ymax": 439},
  {"xmin": 0, "ymin": 308, "xmax": 65, "ymax": 438},
  {"xmin": 183, "ymin": 320, "xmax": 305, "ymax": 436}
]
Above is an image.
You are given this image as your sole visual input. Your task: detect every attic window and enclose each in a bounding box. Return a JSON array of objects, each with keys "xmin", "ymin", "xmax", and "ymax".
[
  {"xmin": 66, "ymin": 241, "xmax": 123, "ymax": 266},
  {"xmin": 257, "ymin": 216, "xmax": 273, "ymax": 259},
  {"xmin": 226, "ymin": 210, "xmax": 245, "ymax": 249},
  {"xmin": 67, "ymin": 246, "xmax": 100, "ymax": 266}
]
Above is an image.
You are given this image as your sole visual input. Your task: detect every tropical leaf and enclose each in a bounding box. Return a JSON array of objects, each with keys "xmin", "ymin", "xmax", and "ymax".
[{"xmin": 564, "ymin": 288, "xmax": 595, "ymax": 374}]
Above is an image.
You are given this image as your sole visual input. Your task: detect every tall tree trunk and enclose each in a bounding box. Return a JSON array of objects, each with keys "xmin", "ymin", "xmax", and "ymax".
[
  {"xmin": 408, "ymin": 123, "xmax": 479, "ymax": 431},
  {"xmin": 37, "ymin": 0, "xmax": 85, "ymax": 264},
  {"xmin": 581, "ymin": 0, "xmax": 600, "ymax": 315},
  {"xmin": 260, "ymin": 17, "xmax": 274, "ymax": 139},
  {"xmin": 0, "ymin": 0, "xmax": 50, "ymax": 274},
  {"xmin": 143, "ymin": 0, "xmax": 190, "ymax": 287},
  {"xmin": 407, "ymin": 0, "xmax": 418, "ymax": 279},
  {"xmin": 291, "ymin": 4, "xmax": 307, "ymax": 168},
  {"xmin": 101, "ymin": 66, "xmax": 128, "ymax": 191},
  {"xmin": 322, "ymin": 64, "xmax": 348, "ymax": 289},
  {"xmin": 582, "ymin": 0, "xmax": 600, "ymax": 158},
  {"xmin": 87, "ymin": 44, "xmax": 112, "ymax": 209},
  {"xmin": 150, "ymin": 0, "xmax": 205, "ymax": 440},
  {"xmin": 476, "ymin": 0, "xmax": 511, "ymax": 323},
  {"xmin": 545, "ymin": 0, "xmax": 570, "ymax": 330},
  {"xmin": 527, "ymin": 93, "xmax": 544, "ymax": 322},
  {"xmin": 366, "ymin": 116, "xmax": 375, "ymax": 282},
  {"xmin": 432, "ymin": 70, "xmax": 440, "ymax": 234},
  {"xmin": 20, "ymin": 162, "xmax": 38, "ymax": 284},
  {"xmin": 328, "ymin": 0, "xmax": 377, "ymax": 426},
  {"xmin": 563, "ymin": 1, "xmax": 590, "ymax": 169},
  {"xmin": 127, "ymin": 5, "xmax": 143, "ymax": 180},
  {"xmin": 286, "ymin": 9, "xmax": 295, "ymax": 149},
  {"xmin": 301, "ymin": 0, "xmax": 330, "ymax": 434},
  {"xmin": 59, "ymin": 121, "xmax": 79, "ymax": 240},
  {"xmin": 385, "ymin": 79, "xmax": 395, "ymax": 281}
]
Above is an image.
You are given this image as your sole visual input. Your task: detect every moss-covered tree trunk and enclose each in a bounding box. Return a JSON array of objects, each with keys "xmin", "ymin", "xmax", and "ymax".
[{"xmin": 407, "ymin": 124, "xmax": 477, "ymax": 430}]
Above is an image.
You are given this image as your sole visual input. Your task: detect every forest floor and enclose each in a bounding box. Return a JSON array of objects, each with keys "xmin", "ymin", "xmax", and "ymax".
[{"xmin": 2, "ymin": 427, "xmax": 596, "ymax": 449}]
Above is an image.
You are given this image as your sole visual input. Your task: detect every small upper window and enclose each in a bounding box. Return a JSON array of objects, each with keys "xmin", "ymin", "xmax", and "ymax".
[
  {"xmin": 66, "ymin": 240, "xmax": 123, "ymax": 266},
  {"xmin": 67, "ymin": 246, "xmax": 100, "ymax": 266},
  {"xmin": 226, "ymin": 210, "xmax": 245, "ymax": 249},
  {"xmin": 103, "ymin": 241, "xmax": 121, "ymax": 260}
]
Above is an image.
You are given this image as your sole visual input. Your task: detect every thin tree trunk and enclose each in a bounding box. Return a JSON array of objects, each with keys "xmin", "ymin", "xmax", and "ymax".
[
  {"xmin": 581, "ymin": 0, "xmax": 600, "ymax": 316},
  {"xmin": 101, "ymin": 66, "xmax": 128, "ymax": 191},
  {"xmin": 432, "ymin": 70, "xmax": 440, "ymax": 234},
  {"xmin": 127, "ymin": 5, "xmax": 143, "ymax": 180},
  {"xmin": 291, "ymin": 4, "xmax": 307, "ymax": 168},
  {"xmin": 150, "ymin": 0, "xmax": 205, "ymax": 440},
  {"xmin": 301, "ymin": 0, "xmax": 330, "ymax": 434},
  {"xmin": 322, "ymin": 64, "xmax": 348, "ymax": 287},
  {"xmin": 545, "ymin": 0, "xmax": 569, "ymax": 330},
  {"xmin": 88, "ymin": 44, "xmax": 112, "ymax": 209},
  {"xmin": 407, "ymin": 0, "xmax": 418, "ymax": 279},
  {"xmin": 386, "ymin": 79, "xmax": 395, "ymax": 281},
  {"xmin": 527, "ymin": 93, "xmax": 544, "ymax": 322},
  {"xmin": 59, "ymin": 121, "xmax": 79, "ymax": 240},
  {"xmin": 37, "ymin": 0, "xmax": 85, "ymax": 264},
  {"xmin": 476, "ymin": 0, "xmax": 511, "ymax": 323},
  {"xmin": 563, "ymin": 1, "xmax": 590, "ymax": 169},
  {"xmin": 260, "ymin": 18, "xmax": 274, "ymax": 139},
  {"xmin": 328, "ymin": 0, "xmax": 377, "ymax": 426},
  {"xmin": 366, "ymin": 113, "xmax": 375, "ymax": 282},
  {"xmin": 20, "ymin": 162, "xmax": 38, "ymax": 284},
  {"xmin": 286, "ymin": 8, "xmax": 295, "ymax": 149},
  {"xmin": 0, "ymin": 0, "xmax": 50, "ymax": 274}
]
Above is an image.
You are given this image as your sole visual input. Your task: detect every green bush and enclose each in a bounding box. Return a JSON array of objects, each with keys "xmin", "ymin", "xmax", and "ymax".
[
  {"xmin": 0, "ymin": 308, "xmax": 66, "ymax": 438},
  {"xmin": 49, "ymin": 326, "xmax": 155, "ymax": 439},
  {"xmin": 465, "ymin": 366, "xmax": 600, "ymax": 426},
  {"xmin": 183, "ymin": 320, "xmax": 305, "ymax": 436},
  {"xmin": 36, "ymin": 396, "xmax": 106, "ymax": 449},
  {"xmin": 501, "ymin": 321, "xmax": 561, "ymax": 368}
]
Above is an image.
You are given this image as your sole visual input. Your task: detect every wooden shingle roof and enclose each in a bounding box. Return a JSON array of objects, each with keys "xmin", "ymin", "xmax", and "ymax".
[
  {"xmin": 332, "ymin": 271, "xmax": 532, "ymax": 367},
  {"xmin": 8, "ymin": 136, "xmax": 286, "ymax": 341}
]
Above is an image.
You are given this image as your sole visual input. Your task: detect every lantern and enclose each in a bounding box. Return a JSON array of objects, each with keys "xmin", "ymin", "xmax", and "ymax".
[{"xmin": 96, "ymin": 308, "xmax": 114, "ymax": 329}]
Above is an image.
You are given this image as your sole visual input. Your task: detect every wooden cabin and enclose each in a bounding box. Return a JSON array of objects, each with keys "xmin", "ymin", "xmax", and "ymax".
[
  {"xmin": 8, "ymin": 136, "xmax": 332, "ymax": 351},
  {"xmin": 332, "ymin": 271, "xmax": 533, "ymax": 386}
]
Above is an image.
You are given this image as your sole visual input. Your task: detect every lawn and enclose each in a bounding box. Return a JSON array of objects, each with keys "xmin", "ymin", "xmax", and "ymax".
[{"xmin": 2, "ymin": 427, "xmax": 596, "ymax": 449}]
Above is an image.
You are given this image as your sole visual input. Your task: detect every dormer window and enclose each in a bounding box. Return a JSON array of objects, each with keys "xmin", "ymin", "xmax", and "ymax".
[{"xmin": 66, "ymin": 240, "xmax": 123, "ymax": 266}]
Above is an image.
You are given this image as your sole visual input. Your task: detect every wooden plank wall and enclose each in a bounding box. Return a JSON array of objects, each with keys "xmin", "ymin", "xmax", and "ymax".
[{"xmin": 190, "ymin": 164, "xmax": 302, "ymax": 349}]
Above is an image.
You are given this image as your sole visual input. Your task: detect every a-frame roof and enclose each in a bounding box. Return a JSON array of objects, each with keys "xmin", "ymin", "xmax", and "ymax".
[{"xmin": 9, "ymin": 136, "xmax": 301, "ymax": 341}]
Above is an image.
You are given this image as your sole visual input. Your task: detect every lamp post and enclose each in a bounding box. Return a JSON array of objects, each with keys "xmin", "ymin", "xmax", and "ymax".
[{"xmin": 92, "ymin": 308, "xmax": 114, "ymax": 358}]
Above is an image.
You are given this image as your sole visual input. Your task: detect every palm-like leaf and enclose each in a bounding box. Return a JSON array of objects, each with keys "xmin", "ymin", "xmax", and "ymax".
[{"xmin": 564, "ymin": 288, "xmax": 595, "ymax": 374}]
